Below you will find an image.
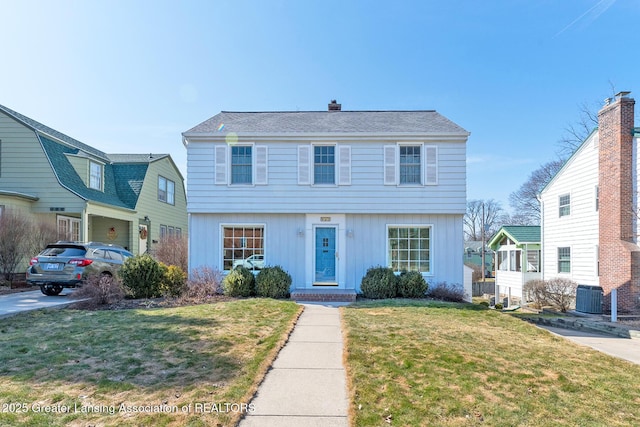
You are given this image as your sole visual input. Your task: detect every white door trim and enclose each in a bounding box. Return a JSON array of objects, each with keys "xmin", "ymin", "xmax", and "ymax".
[{"xmin": 304, "ymin": 214, "xmax": 346, "ymax": 289}]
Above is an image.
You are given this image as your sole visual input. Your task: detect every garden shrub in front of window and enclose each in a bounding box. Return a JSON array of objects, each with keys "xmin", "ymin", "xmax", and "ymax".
[
  {"xmin": 256, "ymin": 265, "xmax": 292, "ymax": 299},
  {"xmin": 160, "ymin": 263, "xmax": 188, "ymax": 297},
  {"xmin": 119, "ymin": 254, "xmax": 166, "ymax": 299},
  {"xmin": 223, "ymin": 266, "xmax": 256, "ymax": 297},
  {"xmin": 360, "ymin": 266, "xmax": 399, "ymax": 299},
  {"xmin": 397, "ymin": 270, "xmax": 428, "ymax": 298}
]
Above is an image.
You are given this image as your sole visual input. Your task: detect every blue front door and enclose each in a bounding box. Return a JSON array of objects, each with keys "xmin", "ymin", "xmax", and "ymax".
[{"xmin": 315, "ymin": 227, "xmax": 336, "ymax": 282}]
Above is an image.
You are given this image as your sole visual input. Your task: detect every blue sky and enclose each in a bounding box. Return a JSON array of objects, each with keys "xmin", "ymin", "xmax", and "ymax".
[{"xmin": 2, "ymin": 0, "xmax": 638, "ymax": 211}]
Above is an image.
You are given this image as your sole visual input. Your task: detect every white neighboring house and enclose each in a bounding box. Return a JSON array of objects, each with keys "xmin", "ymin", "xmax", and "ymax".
[
  {"xmin": 540, "ymin": 92, "xmax": 640, "ymax": 313},
  {"xmin": 539, "ymin": 130, "xmax": 600, "ymax": 288},
  {"xmin": 183, "ymin": 101, "xmax": 470, "ymax": 301}
]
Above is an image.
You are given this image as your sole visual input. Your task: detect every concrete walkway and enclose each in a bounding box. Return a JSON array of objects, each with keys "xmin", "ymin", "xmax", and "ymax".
[
  {"xmin": 539, "ymin": 325, "xmax": 640, "ymax": 365},
  {"xmin": 239, "ymin": 303, "xmax": 349, "ymax": 427}
]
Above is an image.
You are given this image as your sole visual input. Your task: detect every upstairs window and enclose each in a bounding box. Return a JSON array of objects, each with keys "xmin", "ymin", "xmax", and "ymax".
[
  {"xmin": 314, "ymin": 146, "xmax": 335, "ymax": 184},
  {"xmin": 559, "ymin": 194, "xmax": 570, "ymax": 217},
  {"xmin": 89, "ymin": 161, "xmax": 103, "ymax": 190},
  {"xmin": 399, "ymin": 146, "xmax": 421, "ymax": 184},
  {"xmin": 215, "ymin": 145, "xmax": 267, "ymax": 185},
  {"xmin": 231, "ymin": 146, "xmax": 252, "ymax": 184},
  {"xmin": 158, "ymin": 176, "xmax": 175, "ymax": 205}
]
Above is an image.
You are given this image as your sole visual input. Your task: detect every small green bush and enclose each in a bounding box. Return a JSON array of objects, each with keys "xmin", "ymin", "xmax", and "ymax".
[
  {"xmin": 479, "ymin": 300, "xmax": 490, "ymax": 308},
  {"xmin": 256, "ymin": 265, "xmax": 291, "ymax": 299},
  {"xmin": 223, "ymin": 266, "xmax": 256, "ymax": 297},
  {"xmin": 119, "ymin": 254, "xmax": 166, "ymax": 298},
  {"xmin": 161, "ymin": 264, "xmax": 187, "ymax": 297},
  {"xmin": 360, "ymin": 266, "xmax": 399, "ymax": 299},
  {"xmin": 397, "ymin": 270, "xmax": 428, "ymax": 298},
  {"xmin": 494, "ymin": 303, "xmax": 504, "ymax": 310}
]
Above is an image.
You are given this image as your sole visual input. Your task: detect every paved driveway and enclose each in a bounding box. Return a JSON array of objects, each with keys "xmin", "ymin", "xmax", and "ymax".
[
  {"xmin": 539, "ymin": 325, "xmax": 640, "ymax": 365},
  {"xmin": 0, "ymin": 290, "xmax": 76, "ymax": 318}
]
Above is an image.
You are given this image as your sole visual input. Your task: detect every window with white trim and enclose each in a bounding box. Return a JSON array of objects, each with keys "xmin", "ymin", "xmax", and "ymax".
[
  {"xmin": 314, "ymin": 146, "xmax": 335, "ymax": 184},
  {"xmin": 57, "ymin": 215, "xmax": 80, "ymax": 241},
  {"xmin": 387, "ymin": 226, "xmax": 431, "ymax": 273},
  {"xmin": 222, "ymin": 225, "xmax": 264, "ymax": 271},
  {"xmin": 558, "ymin": 247, "xmax": 571, "ymax": 273},
  {"xmin": 158, "ymin": 176, "xmax": 175, "ymax": 205},
  {"xmin": 399, "ymin": 145, "xmax": 421, "ymax": 184},
  {"xmin": 559, "ymin": 194, "xmax": 570, "ymax": 217},
  {"xmin": 160, "ymin": 224, "xmax": 167, "ymax": 240},
  {"xmin": 89, "ymin": 161, "xmax": 103, "ymax": 190},
  {"xmin": 215, "ymin": 144, "xmax": 268, "ymax": 185},
  {"xmin": 298, "ymin": 144, "xmax": 350, "ymax": 186},
  {"xmin": 384, "ymin": 144, "xmax": 438, "ymax": 186}
]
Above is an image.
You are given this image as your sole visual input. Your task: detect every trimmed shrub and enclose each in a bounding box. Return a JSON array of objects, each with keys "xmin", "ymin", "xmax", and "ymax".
[
  {"xmin": 256, "ymin": 265, "xmax": 291, "ymax": 299},
  {"xmin": 494, "ymin": 303, "xmax": 504, "ymax": 310},
  {"xmin": 161, "ymin": 264, "xmax": 188, "ymax": 297},
  {"xmin": 223, "ymin": 266, "xmax": 256, "ymax": 297},
  {"xmin": 360, "ymin": 266, "xmax": 399, "ymax": 299},
  {"xmin": 119, "ymin": 254, "xmax": 167, "ymax": 299},
  {"xmin": 427, "ymin": 282, "xmax": 466, "ymax": 302},
  {"xmin": 478, "ymin": 300, "xmax": 490, "ymax": 308},
  {"xmin": 397, "ymin": 270, "xmax": 428, "ymax": 298},
  {"xmin": 71, "ymin": 274, "xmax": 125, "ymax": 308}
]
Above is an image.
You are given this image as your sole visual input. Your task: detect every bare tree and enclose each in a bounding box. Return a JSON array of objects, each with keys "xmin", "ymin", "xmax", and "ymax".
[
  {"xmin": 0, "ymin": 209, "xmax": 32, "ymax": 285},
  {"xmin": 26, "ymin": 219, "xmax": 58, "ymax": 259},
  {"xmin": 154, "ymin": 235, "xmax": 188, "ymax": 272},
  {"xmin": 557, "ymin": 101, "xmax": 599, "ymax": 158},
  {"xmin": 508, "ymin": 159, "xmax": 565, "ymax": 225},
  {"xmin": 464, "ymin": 199, "xmax": 503, "ymax": 241}
]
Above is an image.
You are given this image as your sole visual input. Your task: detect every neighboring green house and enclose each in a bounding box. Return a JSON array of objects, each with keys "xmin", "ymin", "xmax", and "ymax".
[
  {"xmin": 0, "ymin": 104, "xmax": 187, "ymax": 263},
  {"xmin": 488, "ymin": 225, "xmax": 541, "ymax": 307}
]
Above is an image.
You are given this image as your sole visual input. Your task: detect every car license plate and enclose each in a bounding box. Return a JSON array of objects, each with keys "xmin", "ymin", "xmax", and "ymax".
[{"xmin": 46, "ymin": 263, "xmax": 62, "ymax": 270}]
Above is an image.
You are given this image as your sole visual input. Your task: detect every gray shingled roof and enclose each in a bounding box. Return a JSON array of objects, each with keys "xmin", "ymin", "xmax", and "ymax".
[{"xmin": 185, "ymin": 110, "xmax": 469, "ymax": 135}]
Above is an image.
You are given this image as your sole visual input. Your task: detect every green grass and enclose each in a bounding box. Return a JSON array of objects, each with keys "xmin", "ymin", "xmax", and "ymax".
[
  {"xmin": 0, "ymin": 299, "xmax": 301, "ymax": 426},
  {"xmin": 343, "ymin": 299, "xmax": 640, "ymax": 427}
]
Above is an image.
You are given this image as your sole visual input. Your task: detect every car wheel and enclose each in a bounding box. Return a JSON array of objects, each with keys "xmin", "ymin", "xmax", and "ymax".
[{"xmin": 40, "ymin": 284, "xmax": 63, "ymax": 296}]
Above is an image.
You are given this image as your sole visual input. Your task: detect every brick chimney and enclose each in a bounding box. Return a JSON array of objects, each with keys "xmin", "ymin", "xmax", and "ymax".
[
  {"xmin": 328, "ymin": 100, "xmax": 341, "ymax": 111},
  {"xmin": 598, "ymin": 91, "xmax": 640, "ymax": 312}
]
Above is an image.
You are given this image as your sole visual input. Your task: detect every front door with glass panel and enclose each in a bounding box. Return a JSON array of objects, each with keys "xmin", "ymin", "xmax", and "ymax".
[{"xmin": 315, "ymin": 227, "xmax": 336, "ymax": 283}]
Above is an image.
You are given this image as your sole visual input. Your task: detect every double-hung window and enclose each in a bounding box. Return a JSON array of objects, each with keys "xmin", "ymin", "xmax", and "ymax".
[
  {"xmin": 231, "ymin": 146, "xmax": 253, "ymax": 184},
  {"xmin": 215, "ymin": 144, "xmax": 267, "ymax": 185},
  {"xmin": 399, "ymin": 146, "xmax": 421, "ymax": 184},
  {"xmin": 559, "ymin": 194, "xmax": 570, "ymax": 217},
  {"xmin": 314, "ymin": 146, "xmax": 335, "ymax": 184},
  {"xmin": 384, "ymin": 144, "xmax": 438, "ymax": 186},
  {"xmin": 387, "ymin": 226, "xmax": 431, "ymax": 273},
  {"xmin": 558, "ymin": 247, "xmax": 571, "ymax": 273},
  {"xmin": 89, "ymin": 161, "xmax": 103, "ymax": 190},
  {"xmin": 158, "ymin": 176, "xmax": 175, "ymax": 204}
]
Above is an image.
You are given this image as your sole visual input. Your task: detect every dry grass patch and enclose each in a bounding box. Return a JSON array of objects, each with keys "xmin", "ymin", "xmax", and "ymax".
[
  {"xmin": 343, "ymin": 299, "xmax": 640, "ymax": 426},
  {"xmin": 0, "ymin": 299, "xmax": 301, "ymax": 426}
]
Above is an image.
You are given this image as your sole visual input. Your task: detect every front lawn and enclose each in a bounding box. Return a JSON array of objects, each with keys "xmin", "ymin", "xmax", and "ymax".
[
  {"xmin": 343, "ymin": 300, "xmax": 640, "ymax": 427},
  {"xmin": 0, "ymin": 299, "xmax": 301, "ymax": 426}
]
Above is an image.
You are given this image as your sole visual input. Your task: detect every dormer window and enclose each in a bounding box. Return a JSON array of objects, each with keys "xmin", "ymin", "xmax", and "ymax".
[{"xmin": 89, "ymin": 161, "xmax": 103, "ymax": 190}]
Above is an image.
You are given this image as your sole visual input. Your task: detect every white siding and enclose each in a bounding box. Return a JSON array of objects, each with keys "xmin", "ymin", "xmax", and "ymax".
[
  {"xmin": 187, "ymin": 139, "xmax": 466, "ymax": 214},
  {"xmin": 541, "ymin": 133, "xmax": 599, "ymax": 285}
]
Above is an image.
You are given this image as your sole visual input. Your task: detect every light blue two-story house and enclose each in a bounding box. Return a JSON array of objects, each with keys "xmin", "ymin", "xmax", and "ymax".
[{"xmin": 183, "ymin": 101, "xmax": 469, "ymax": 301}]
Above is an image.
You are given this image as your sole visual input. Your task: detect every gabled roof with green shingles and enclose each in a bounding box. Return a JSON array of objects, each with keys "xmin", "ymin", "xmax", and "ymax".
[{"xmin": 487, "ymin": 226, "xmax": 541, "ymax": 249}]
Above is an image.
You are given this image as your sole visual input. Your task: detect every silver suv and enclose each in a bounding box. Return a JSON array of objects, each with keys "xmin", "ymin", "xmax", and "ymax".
[{"xmin": 26, "ymin": 241, "xmax": 133, "ymax": 296}]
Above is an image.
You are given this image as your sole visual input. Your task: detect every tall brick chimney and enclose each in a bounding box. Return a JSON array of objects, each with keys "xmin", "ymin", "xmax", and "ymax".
[
  {"xmin": 598, "ymin": 91, "xmax": 640, "ymax": 312},
  {"xmin": 328, "ymin": 100, "xmax": 341, "ymax": 111}
]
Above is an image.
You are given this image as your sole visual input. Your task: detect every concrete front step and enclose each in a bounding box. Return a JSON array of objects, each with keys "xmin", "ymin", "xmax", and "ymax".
[{"xmin": 290, "ymin": 289, "xmax": 357, "ymax": 303}]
